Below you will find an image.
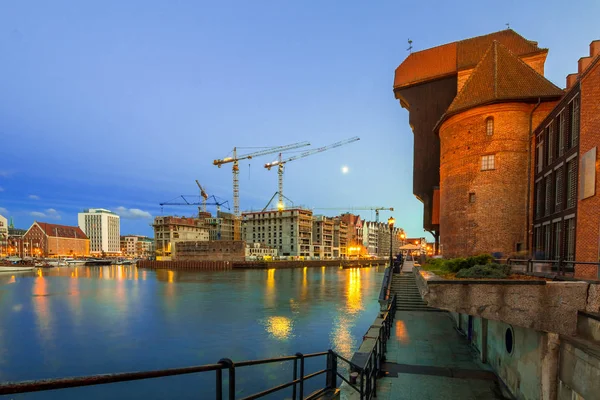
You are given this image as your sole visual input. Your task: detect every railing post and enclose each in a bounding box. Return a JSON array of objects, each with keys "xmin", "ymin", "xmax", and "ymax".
[
  {"xmin": 360, "ymin": 369, "xmax": 364, "ymax": 400},
  {"xmin": 326, "ymin": 350, "xmax": 337, "ymax": 390},
  {"xmin": 527, "ymin": 258, "xmax": 533, "ymax": 273},
  {"xmin": 218, "ymin": 358, "xmax": 235, "ymax": 400},
  {"xmin": 296, "ymin": 352, "xmax": 304, "ymax": 399},
  {"xmin": 216, "ymin": 368, "xmax": 223, "ymax": 400},
  {"xmin": 292, "ymin": 357, "xmax": 298, "ymax": 400}
]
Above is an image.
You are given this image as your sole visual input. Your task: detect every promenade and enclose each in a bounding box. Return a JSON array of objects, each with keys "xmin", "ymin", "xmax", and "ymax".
[{"xmin": 375, "ymin": 262, "xmax": 505, "ymax": 400}]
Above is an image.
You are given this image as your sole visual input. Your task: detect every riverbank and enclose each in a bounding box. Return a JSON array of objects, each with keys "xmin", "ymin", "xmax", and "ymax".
[{"xmin": 138, "ymin": 259, "xmax": 387, "ymax": 270}]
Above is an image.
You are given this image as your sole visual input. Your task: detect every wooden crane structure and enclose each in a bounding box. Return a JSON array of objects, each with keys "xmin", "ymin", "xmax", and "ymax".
[
  {"xmin": 263, "ymin": 137, "xmax": 360, "ymax": 210},
  {"xmin": 312, "ymin": 207, "xmax": 394, "ymax": 222},
  {"xmin": 213, "ymin": 141, "xmax": 310, "ymax": 216}
]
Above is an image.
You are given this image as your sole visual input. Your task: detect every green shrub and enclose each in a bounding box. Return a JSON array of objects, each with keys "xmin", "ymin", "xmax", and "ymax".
[
  {"xmin": 466, "ymin": 254, "xmax": 494, "ymax": 268},
  {"xmin": 445, "ymin": 257, "xmax": 470, "ymax": 273},
  {"xmin": 424, "ymin": 258, "xmax": 445, "ymax": 269},
  {"xmin": 455, "ymin": 263, "xmax": 511, "ymax": 279}
]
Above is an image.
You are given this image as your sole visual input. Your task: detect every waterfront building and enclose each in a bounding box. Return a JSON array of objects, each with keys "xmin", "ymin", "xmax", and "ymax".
[
  {"xmin": 340, "ymin": 213, "xmax": 364, "ymax": 257},
  {"xmin": 173, "ymin": 240, "xmax": 245, "ymax": 261},
  {"xmin": 23, "ymin": 221, "xmax": 89, "ymax": 257},
  {"xmin": 0, "ymin": 214, "xmax": 7, "ymax": 257},
  {"xmin": 245, "ymin": 242, "xmax": 278, "ymax": 260},
  {"xmin": 204, "ymin": 211, "xmax": 241, "ymax": 241},
  {"xmin": 77, "ymin": 208, "xmax": 121, "ymax": 255},
  {"xmin": 241, "ymin": 208, "xmax": 313, "ymax": 258},
  {"xmin": 7, "ymin": 220, "xmax": 27, "ymax": 258},
  {"xmin": 153, "ymin": 216, "xmax": 209, "ymax": 260},
  {"xmin": 120, "ymin": 235, "xmax": 155, "ymax": 258},
  {"xmin": 531, "ymin": 41, "xmax": 600, "ymax": 278},
  {"xmin": 312, "ymin": 215, "xmax": 334, "ymax": 259},
  {"xmin": 362, "ymin": 221, "xmax": 379, "ymax": 257},
  {"xmin": 394, "ymin": 29, "xmax": 564, "ymax": 258},
  {"xmin": 332, "ymin": 217, "xmax": 348, "ymax": 259}
]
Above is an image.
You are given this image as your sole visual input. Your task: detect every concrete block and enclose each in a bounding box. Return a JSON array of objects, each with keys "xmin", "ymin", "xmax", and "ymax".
[{"xmin": 586, "ymin": 284, "xmax": 600, "ymax": 313}]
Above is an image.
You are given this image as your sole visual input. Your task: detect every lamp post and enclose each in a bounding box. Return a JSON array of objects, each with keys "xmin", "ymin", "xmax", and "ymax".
[{"xmin": 388, "ymin": 217, "xmax": 395, "ymax": 269}]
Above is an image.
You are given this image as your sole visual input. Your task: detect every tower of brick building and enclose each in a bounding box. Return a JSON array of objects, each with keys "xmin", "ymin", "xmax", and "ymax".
[{"xmin": 393, "ymin": 30, "xmax": 563, "ymax": 257}]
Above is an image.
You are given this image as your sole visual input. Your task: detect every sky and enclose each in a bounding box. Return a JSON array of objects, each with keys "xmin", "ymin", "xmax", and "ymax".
[{"xmin": 0, "ymin": 0, "xmax": 598, "ymax": 238}]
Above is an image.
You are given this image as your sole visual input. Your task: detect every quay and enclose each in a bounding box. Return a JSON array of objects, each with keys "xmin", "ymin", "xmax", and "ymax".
[{"xmin": 137, "ymin": 259, "xmax": 387, "ymax": 271}]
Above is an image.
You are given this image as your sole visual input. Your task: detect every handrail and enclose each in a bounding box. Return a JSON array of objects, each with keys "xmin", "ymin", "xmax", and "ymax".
[{"xmin": 378, "ymin": 265, "xmax": 393, "ymax": 302}]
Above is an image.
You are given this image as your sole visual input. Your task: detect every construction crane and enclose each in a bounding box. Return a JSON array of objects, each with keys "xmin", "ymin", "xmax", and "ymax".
[
  {"xmin": 159, "ymin": 195, "xmax": 230, "ymax": 216},
  {"xmin": 195, "ymin": 180, "xmax": 209, "ymax": 212},
  {"xmin": 213, "ymin": 141, "xmax": 311, "ymax": 216},
  {"xmin": 264, "ymin": 137, "xmax": 360, "ymax": 210},
  {"xmin": 312, "ymin": 207, "xmax": 394, "ymax": 222}
]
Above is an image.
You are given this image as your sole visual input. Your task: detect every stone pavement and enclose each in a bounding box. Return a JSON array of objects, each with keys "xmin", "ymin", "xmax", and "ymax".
[{"xmin": 375, "ymin": 264, "xmax": 506, "ymax": 399}]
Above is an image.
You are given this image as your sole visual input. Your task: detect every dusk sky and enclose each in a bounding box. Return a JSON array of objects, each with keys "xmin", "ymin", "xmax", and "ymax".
[{"xmin": 0, "ymin": 0, "xmax": 598, "ymax": 237}]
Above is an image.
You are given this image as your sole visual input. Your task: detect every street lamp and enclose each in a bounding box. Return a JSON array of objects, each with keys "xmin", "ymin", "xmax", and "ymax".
[{"xmin": 388, "ymin": 217, "xmax": 395, "ymax": 269}]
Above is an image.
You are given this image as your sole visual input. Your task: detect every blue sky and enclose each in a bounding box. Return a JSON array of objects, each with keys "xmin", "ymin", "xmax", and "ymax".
[{"xmin": 0, "ymin": 0, "xmax": 598, "ymax": 237}]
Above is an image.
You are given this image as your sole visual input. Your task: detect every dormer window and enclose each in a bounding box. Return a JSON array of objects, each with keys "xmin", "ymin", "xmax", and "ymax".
[{"xmin": 486, "ymin": 117, "xmax": 494, "ymax": 136}]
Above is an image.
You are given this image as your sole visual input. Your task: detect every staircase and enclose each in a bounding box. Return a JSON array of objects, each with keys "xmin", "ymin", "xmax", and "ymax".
[{"xmin": 391, "ymin": 272, "xmax": 439, "ymax": 312}]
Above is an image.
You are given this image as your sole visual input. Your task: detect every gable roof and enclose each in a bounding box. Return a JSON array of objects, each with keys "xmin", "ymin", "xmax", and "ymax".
[
  {"xmin": 34, "ymin": 222, "xmax": 88, "ymax": 239},
  {"xmin": 434, "ymin": 41, "xmax": 563, "ymax": 128},
  {"xmin": 394, "ymin": 29, "xmax": 547, "ymax": 89}
]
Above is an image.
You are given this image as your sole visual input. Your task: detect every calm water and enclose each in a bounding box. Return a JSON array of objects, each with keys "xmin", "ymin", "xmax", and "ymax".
[{"xmin": 0, "ymin": 265, "xmax": 384, "ymax": 399}]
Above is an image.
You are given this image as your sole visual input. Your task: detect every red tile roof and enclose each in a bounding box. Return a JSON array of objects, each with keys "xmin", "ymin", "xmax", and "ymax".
[
  {"xmin": 36, "ymin": 222, "xmax": 88, "ymax": 239},
  {"xmin": 394, "ymin": 29, "xmax": 547, "ymax": 89},
  {"xmin": 441, "ymin": 41, "xmax": 563, "ymax": 119}
]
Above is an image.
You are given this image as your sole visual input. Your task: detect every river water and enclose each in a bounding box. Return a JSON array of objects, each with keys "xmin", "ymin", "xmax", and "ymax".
[{"xmin": 0, "ymin": 265, "xmax": 384, "ymax": 399}]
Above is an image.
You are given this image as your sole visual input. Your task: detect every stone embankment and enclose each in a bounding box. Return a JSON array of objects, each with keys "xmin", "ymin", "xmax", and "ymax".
[{"xmin": 138, "ymin": 259, "xmax": 386, "ymax": 271}]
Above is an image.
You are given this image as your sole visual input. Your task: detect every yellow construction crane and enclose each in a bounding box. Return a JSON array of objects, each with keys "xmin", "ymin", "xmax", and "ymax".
[
  {"xmin": 213, "ymin": 141, "xmax": 310, "ymax": 216},
  {"xmin": 312, "ymin": 206, "xmax": 394, "ymax": 222},
  {"xmin": 264, "ymin": 137, "xmax": 360, "ymax": 210}
]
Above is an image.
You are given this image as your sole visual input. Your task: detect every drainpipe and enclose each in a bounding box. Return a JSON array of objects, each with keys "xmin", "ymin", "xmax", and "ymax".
[{"xmin": 526, "ymin": 98, "xmax": 542, "ymax": 256}]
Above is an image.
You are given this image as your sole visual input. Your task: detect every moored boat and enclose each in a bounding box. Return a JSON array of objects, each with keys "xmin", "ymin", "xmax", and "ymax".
[{"xmin": 0, "ymin": 265, "xmax": 35, "ymax": 272}]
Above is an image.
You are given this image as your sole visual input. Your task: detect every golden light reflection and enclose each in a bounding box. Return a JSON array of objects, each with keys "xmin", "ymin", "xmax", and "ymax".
[
  {"xmin": 117, "ymin": 266, "xmax": 124, "ymax": 281},
  {"xmin": 7, "ymin": 275, "xmax": 15, "ymax": 284},
  {"xmin": 142, "ymin": 270, "xmax": 147, "ymax": 281},
  {"xmin": 167, "ymin": 270, "xmax": 174, "ymax": 283},
  {"xmin": 346, "ymin": 268, "xmax": 363, "ymax": 314},
  {"xmin": 301, "ymin": 267, "xmax": 308, "ymax": 301},
  {"xmin": 264, "ymin": 316, "xmax": 293, "ymax": 340},
  {"xmin": 331, "ymin": 316, "xmax": 353, "ymax": 359},
  {"xmin": 265, "ymin": 269, "xmax": 276, "ymax": 309},
  {"xmin": 395, "ymin": 320, "xmax": 410, "ymax": 344},
  {"xmin": 32, "ymin": 274, "xmax": 51, "ymax": 341}
]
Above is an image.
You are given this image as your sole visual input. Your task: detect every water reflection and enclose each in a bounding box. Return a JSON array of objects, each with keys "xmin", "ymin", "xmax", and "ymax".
[
  {"xmin": 265, "ymin": 269, "xmax": 276, "ymax": 309},
  {"xmin": 346, "ymin": 268, "xmax": 363, "ymax": 314},
  {"xmin": 264, "ymin": 316, "xmax": 293, "ymax": 340},
  {"xmin": 32, "ymin": 273, "xmax": 53, "ymax": 344}
]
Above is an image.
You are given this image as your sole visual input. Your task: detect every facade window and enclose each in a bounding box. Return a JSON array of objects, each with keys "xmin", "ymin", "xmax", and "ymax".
[
  {"xmin": 555, "ymin": 169, "xmax": 563, "ymax": 211},
  {"xmin": 535, "ymin": 182, "xmax": 542, "ymax": 219},
  {"xmin": 486, "ymin": 117, "xmax": 494, "ymax": 136},
  {"xmin": 544, "ymin": 225, "xmax": 551, "ymax": 259},
  {"xmin": 566, "ymin": 160, "xmax": 577, "ymax": 209},
  {"xmin": 481, "ymin": 155, "xmax": 495, "ymax": 171},
  {"xmin": 570, "ymin": 97, "xmax": 580, "ymax": 148},
  {"xmin": 537, "ymin": 141, "xmax": 544, "ymax": 173},
  {"xmin": 469, "ymin": 193, "xmax": 476, "ymax": 203},
  {"xmin": 546, "ymin": 124, "xmax": 553, "ymax": 164},
  {"xmin": 557, "ymin": 112, "xmax": 565, "ymax": 156},
  {"xmin": 565, "ymin": 218, "xmax": 575, "ymax": 261},
  {"xmin": 544, "ymin": 176, "xmax": 552, "ymax": 216}
]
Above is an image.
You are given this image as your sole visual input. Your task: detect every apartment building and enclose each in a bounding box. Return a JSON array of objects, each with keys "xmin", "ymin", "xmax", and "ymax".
[
  {"xmin": 78, "ymin": 208, "xmax": 121, "ymax": 255},
  {"xmin": 120, "ymin": 235, "xmax": 155, "ymax": 258},
  {"xmin": 204, "ymin": 211, "xmax": 241, "ymax": 241},
  {"xmin": 333, "ymin": 217, "xmax": 348, "ymax": 258},
  {"xmin": 241, "ymin": 208, "xmax": 313, "ymax": 257},
  {"xmin": 153, "ymin": 216, "xmax": 209, "ymax": 260},
  {"xmin": 313, "ymin": 215, "xmax": 334, "ymax": 259},
  {"xmin": 362, "ymin": 221, "xmax": 379, "ymax": 257},
  {"xmin": 24, "ymin": 221, "xmax": 89, "ymax": 257}
]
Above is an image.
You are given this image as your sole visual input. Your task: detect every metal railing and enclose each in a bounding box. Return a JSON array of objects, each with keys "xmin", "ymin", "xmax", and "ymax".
[
  {"xmin": 378, "ymin": 265, "xmax": 393, "ymax": 302},
  {"xmin": 0, "ymin": 352, "xmax": 334, "ymax": 399},
  {"xmin": 501, "ymin": 258, "xmax": 600, "ymax": 276},
  {"xmin": 335, "ymin": 294, "xmax": 397, "ymax": 400},
  {"xmin": 0, "ymin": 294, "xmax": 399, "ymax": 400}
]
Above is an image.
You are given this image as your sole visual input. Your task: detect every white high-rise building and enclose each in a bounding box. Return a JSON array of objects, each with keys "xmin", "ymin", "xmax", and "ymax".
[{"xmin": 78, "ymin": 208, "xmax": 121, "ymax": 255}]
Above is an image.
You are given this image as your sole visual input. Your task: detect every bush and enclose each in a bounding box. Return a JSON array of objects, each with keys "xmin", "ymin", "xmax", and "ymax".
[
  {"xmin": 455, "ymin": 263, "xmax": 511, "ymax": 279},
  {"xmin": 445, "ymin": 257, "xmax": 470, "ymax": 273},
  {"xmin": 466, "ymin": 254, "xmax": 495, "ymax": 268},
  {"xmin": 424, "ymin": 258, "xmax": 445, "ymax": 269}
]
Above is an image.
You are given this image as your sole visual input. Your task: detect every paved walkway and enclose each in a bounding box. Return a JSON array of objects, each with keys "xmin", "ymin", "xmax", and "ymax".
[{"xmin": 376, "ymin": 265, "xmax": 506, "ymax": 400}]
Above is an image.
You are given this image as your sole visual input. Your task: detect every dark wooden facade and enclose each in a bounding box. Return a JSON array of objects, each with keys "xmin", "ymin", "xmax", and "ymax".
[
  {"xmin": 394, "ymin": 76, "xmax": 457, "ymax": 233},
  {"xmin": 532, "ymin": 82, "xmax": 581, "ymax": 261}
]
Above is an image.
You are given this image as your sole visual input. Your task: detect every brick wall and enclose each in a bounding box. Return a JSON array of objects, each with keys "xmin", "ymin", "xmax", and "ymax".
[
  {"xmin": 575, "ymin": 58, "xmax": 600, "ymax": 279},
  {"xmin": 46, "ymin": 237, "xmax": 90, "ymax": 257},
  {"xmin": 439, "ymin": 102, "xmax": 556, "ymax": 258},
  {"xmin": 173, "ymin": 240, "xmax": 246, "ymax": 261}
]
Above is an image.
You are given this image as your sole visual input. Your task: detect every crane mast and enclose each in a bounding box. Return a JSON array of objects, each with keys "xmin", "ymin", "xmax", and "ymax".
[
  {"xmin": 264, "ymin": 137, "xmax": 360, "ymax": 209},
  {"xmin": 213, "ymin": 141, "xmax": 310, "ymax": 216}
]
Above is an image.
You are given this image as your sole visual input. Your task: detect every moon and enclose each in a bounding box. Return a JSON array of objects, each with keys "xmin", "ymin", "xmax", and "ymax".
[{"xmin": 341, "ymin": 166, "xmax": 349, "ymax": 174}]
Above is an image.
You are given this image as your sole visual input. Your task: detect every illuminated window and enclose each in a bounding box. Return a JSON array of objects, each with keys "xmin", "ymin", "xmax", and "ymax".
[
  {"xmin": 481, "ymin": 155, "xmax": 495, "ymax": 171},
  {"xmin": 486, "ymin": 117, "xmax": 494, "ymax": 136}
]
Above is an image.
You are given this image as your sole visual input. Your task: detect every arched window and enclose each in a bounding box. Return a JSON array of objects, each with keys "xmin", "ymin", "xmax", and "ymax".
[{"xmin": 486, "ymin": 117, "xmax": 494, "ymax": 136}]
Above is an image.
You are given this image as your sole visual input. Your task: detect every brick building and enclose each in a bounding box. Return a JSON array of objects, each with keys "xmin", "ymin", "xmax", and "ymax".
[
  {"xmin": 531, "ymin": 41, "xmax": 600, "ymax": 278},
  {"xmin": 394, "ymin": 30, "xmax": 563, "ymax": 258},
  {"xmin": 173, "ymin": 240, "xmax": 245, "ymax": 262},
  {"xmin": 23, "ymin": 221, "xmax": 89, "ymax": 257}
]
